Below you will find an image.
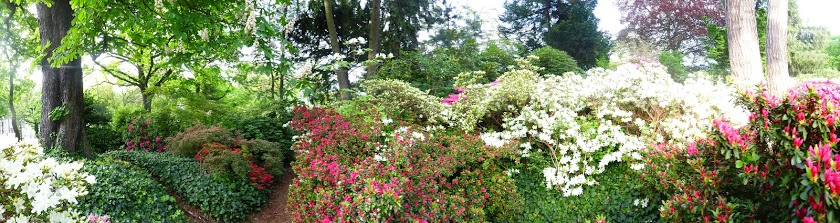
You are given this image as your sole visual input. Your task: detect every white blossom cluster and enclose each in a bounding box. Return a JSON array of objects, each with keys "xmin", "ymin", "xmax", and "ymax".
[
  {"xmin": 0, "ymin": 139, "xmax": 96, "ymax": 223},
  {"xmin": 470, "ymin": 61, "xmax": 746, "ymax": 196}
]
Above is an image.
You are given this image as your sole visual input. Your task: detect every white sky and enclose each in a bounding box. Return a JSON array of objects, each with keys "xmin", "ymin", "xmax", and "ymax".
[
  {"xmin": 457, "ymin": 0, "xmax": 840, "ymax": 38},
  {"xmin": 20, "ymin": 0, "xmax": 840, "ymax": 91}
]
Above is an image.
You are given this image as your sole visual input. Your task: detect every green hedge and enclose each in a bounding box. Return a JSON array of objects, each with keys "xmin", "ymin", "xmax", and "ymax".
[
  {"xmin": 508, "ymin": 163, "xmax": 661, "ymax": 223},
  {"xmin": 104, "ymin": 151, "xmax": 267, "ymax": 222},
  {"xmin": 78, "ymin": 159, "xmax": 187, "ymax": 223}
]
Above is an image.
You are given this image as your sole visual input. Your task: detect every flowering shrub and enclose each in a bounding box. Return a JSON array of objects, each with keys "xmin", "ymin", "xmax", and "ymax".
[
  {"xmin": 166, "ymin": 124, "xmax": 284, "ymax": 189},
  {"xmin": 0, "ymin": 139, "xmax": 95, "ymax": 222},
  {"xmin": 123, "ymin": 118, "xmax": 166, "ymax": 152},
  {"xmin": 287, "ymin": 105, "xmax": 522, "ymax": 222},
  {"xmin": 165, "ymin": 124, "xmax": 235, "ymax": 157},
  {"xmin": 196, "ymin": 141, "xmax": 276, "ymax": 190},
  {"xmin": 641, "ymin": 82, "xmax": 840, "ymax": 222},
  {"xmin": 87, "ymin": 214, "xmax": 111, "ymax": 223},
  {"xmin": 452, "ymin": 59, "xmax": 746, "ymax": 196},
  {"xmin": 86, "ymin": 214, "xmax": 110, "ymax": 223},
  {"xmin": 360, "ymin": 79, "xmax": 446, "ymax": 124}
]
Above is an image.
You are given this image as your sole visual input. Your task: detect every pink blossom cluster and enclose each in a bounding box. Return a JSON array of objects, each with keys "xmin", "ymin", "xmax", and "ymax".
[
  {"xmin": 287, "ymin": 105, "xmax": 521, "ymax": 222},
  {"xmin": 87, "ymin": 214, "xmax": 111, "ymax": 223},
  {"xmin": 124, "ymin": 118, "xmax": 166, "ymax": 152}
]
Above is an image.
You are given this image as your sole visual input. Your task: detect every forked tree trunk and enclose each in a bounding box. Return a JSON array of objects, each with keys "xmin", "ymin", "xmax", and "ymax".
[
  {"xmin": 725, "ymin": 0, "xmax": 764, "ymax": 88},
  {"xmin": 766, "ymin": 0, "xmax": 789, "ymax": 95}
]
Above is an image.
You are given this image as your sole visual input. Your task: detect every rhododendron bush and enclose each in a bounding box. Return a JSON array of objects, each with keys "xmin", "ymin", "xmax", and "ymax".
[
  {"xmin": 287, "ymin": 105, "xmax": 522, "ymax": 222},
  {"xmin": 641, "ymin": 82, "xmax": 840, "ymax": 222},
  {"xmin": 0, "ymin": 139, "xmax": 96, "ymax": 222},
  {"xmin": 447, "ymin": 58, "xmax": 747, "ymax": 196}
]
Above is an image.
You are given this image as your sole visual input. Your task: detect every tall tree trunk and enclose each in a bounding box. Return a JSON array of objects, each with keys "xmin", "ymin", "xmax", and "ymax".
[
  {"xmin": 3, "ymin": 1, "xmax": 21, "ymax": 141},
  {"xmin": 725, "ymin": 0, "xmax": 763, "ymax": 88},
  {"xmin": 37, "ymin": 0, "xmax": 85, "ymax": 152},
  {"xmin": 270, "ymin": 65, "xmax": 276, "ymax": 99},
  {"xmin": 766, "ymin": 0, "xmax": 789, "ymax": 95},
  {"xmin": 543, "ymin": 0, "xmax": 551, "ymax": 26},
  {"xmin": 324, "ymin": 0, "xmax": 351, "ymax": 100},
  {"xmin": 366, "ymin": 0, "xmax": 381, "ymax": 79},
  {"xmin": 8, "ymin": 62, "xmax": 20, "ymax": 140}
]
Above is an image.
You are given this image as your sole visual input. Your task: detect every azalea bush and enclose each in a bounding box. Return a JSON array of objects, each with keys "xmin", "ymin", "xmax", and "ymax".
[
  {"xmin": 195, "ymin": 141, "xmax": 277, "ymax": 190},
  {"xmin": 359, "ymin": 79, "xmax": 446, "ymax": 124},
  {"xmin": 165, "ymin": 124, "xmax": 235, "ymax": 157},
  {"xmin": 448, "ymin": 58, "xmax": 746, "ymax": 196},
  {"xmin": 641, "ymin": 81, "xmax": 840, "ymax": 222},
  {"xmin": 287, "ymin": 105, "xmax": 522, "ymax": 222},
  {"xmin": 166, "ymin": 124, "xmax": 283, "ymax": 189},
  {"xmin": 123, "ymin": 118, "xmax": 166, "ymax": 152},
  {"xmin": 0, "ymin": 139, "xmax": 96, "ymax": 222}
]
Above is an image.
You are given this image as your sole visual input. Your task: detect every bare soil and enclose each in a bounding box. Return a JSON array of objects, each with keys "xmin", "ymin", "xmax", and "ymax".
[{"xmin": 247, "ymin": 166, "xmax": 296, "ymax": 223}]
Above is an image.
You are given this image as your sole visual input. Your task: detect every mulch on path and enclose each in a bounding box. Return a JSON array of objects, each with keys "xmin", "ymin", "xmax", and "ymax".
[
  {"xmin": 248, "ymin": 166, "xmax": 296, "ymax": 223},
  {"xmin": 168, "ymin": 165, "xmax": 296, "ymax": 223}
]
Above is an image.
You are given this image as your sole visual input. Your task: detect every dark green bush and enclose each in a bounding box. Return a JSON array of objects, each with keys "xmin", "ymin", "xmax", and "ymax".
[
  {"xmin": 240, "ymin": 139, "xmax": 284, "ymax": 177},
  {"xmin": 658, "ymin": 50, "xmax": 689, "ymax": 83},
  {"xmin": 84, "ymin": 95, "xmax": 123, "ymax": 153},
  {"xmin": 529, "ymin": 46, "xmax": 584, "ymax": 76},
  {"xmin": 105, "ymin": 150, "xmax": 267, "ymax": 222},
  {"xmin": 78, "ymin": 159, "xmax": 187, "ymax": 222},
  {"xmin": 165, "ymin": 124, "xmax": 235, "ymax": 157},
  {"xmin": 112, "ymin": 106, "xmax": 190, "ymax": 141},
  {"xmin": 508, "ymin": 162, "xmax": 660, "ymax": 223},
  {"xmin": 197, "ymin": 142, "xmax": 252, "ymax": 181},
  {"xmin": 221, "ymin": 113, "xmax": 294, "ymax": 164}
]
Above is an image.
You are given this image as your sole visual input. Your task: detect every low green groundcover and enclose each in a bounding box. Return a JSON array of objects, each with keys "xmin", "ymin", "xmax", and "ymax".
[
  {"xmin": 509, "ymin": 163, "xmax": 661, "ymax": 223},
  {"xmin": 104, "ymin": 150, "xmax": 267, "ymax": 223},
  {"xmin": 78, "ymin": 159, "xmax": 187, "ymax": 222}
]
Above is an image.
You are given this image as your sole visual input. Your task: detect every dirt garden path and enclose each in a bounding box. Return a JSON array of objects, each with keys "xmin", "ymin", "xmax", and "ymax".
[
  {"xmin": 175, "ymin": 165, "xmax": 296, "ymax": 223},
  {"xmin": 247, "ymin": 166, "xmax": 296, "ymax": 223}
]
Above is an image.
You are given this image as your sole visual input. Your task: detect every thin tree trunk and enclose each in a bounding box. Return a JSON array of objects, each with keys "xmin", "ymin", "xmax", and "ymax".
[
  {"xmin": 8, "ymin": 63, "xmax": 20, "ymax": 140},
  {"xmin": 543, "ymin": 0, "xmax": 551, "ymax": 26},
  {"xmin": 270, "ymin": 64, "xmax": 276, "ymax": 99},
  {"xmin": 37, "ymin": 0, "xmax": 85, "ymax": 152},
  {"xmin": 725, "ymin": 0, "xmax": 764, "ymax": 88},
  {"xmin": 141, "ymin": 90, "xmax": 152, "ymax": 112},
  {"xmin": 279, "ymin": 72, "xmax": 285, "ymax": 100},
  {"xmin": 766, "ymin": 0, "xmax": 789, "ymax": 95},
  {"xmin": 366, "ymin": 0, "xmax": 381, "ymax": 78},
  {"xmin": 2, "ymin": 1, "xmax": 21, "ymax": 141},
  {"xmin": 324, "ymin": 0, "xmax": 350, "ymax": 100}
]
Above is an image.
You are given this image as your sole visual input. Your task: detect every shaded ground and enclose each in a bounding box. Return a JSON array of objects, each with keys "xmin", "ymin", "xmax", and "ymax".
[
  {"xmin": 168, "ymin": 166, "xmax": 296, "ymax": 223},
  {"xmin": 248, "ymin": 165, "xmax": 296, "ymax": 223}
]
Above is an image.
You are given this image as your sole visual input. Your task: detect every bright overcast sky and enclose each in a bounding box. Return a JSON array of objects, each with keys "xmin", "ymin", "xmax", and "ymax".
[{"xmin": 456, "ymin": 0, "xmax": 840, "ymax": 38}]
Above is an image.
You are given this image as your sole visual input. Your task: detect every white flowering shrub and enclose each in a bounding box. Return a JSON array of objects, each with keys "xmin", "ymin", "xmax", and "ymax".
[
  {"xmin": 452, "ymin": 60, "xmax": 747, "ymax": 196},
  {"xmin": 360, "ymin": 79, "xmax": 446, "ymax": 124},
  {"xmin": 0, "ymin": 139, "xmax": 95, "ymax": 223},
  {"xmin": 449, "ymin": 57, "xmax": 541, "ymax": 131}
]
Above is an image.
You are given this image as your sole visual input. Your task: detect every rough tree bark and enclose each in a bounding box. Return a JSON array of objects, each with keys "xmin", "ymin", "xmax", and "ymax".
[
  {"xmin": 766, "ymin": 0, "xmax": 789, "ymax": 95},
  {"xmin": 365, "ymin": 0, "xmax": 381, "ymax": 78},
  {"xmin": 37, "ymin": 0, "xmax": 86, "ymax": 153},
  {"xmin": 725, "ymin": 0, "xmax": 764, "ymax": 88},
  {"xmin": 324, "ymin": 0, "xmax": 351, "ymax": 100}
]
